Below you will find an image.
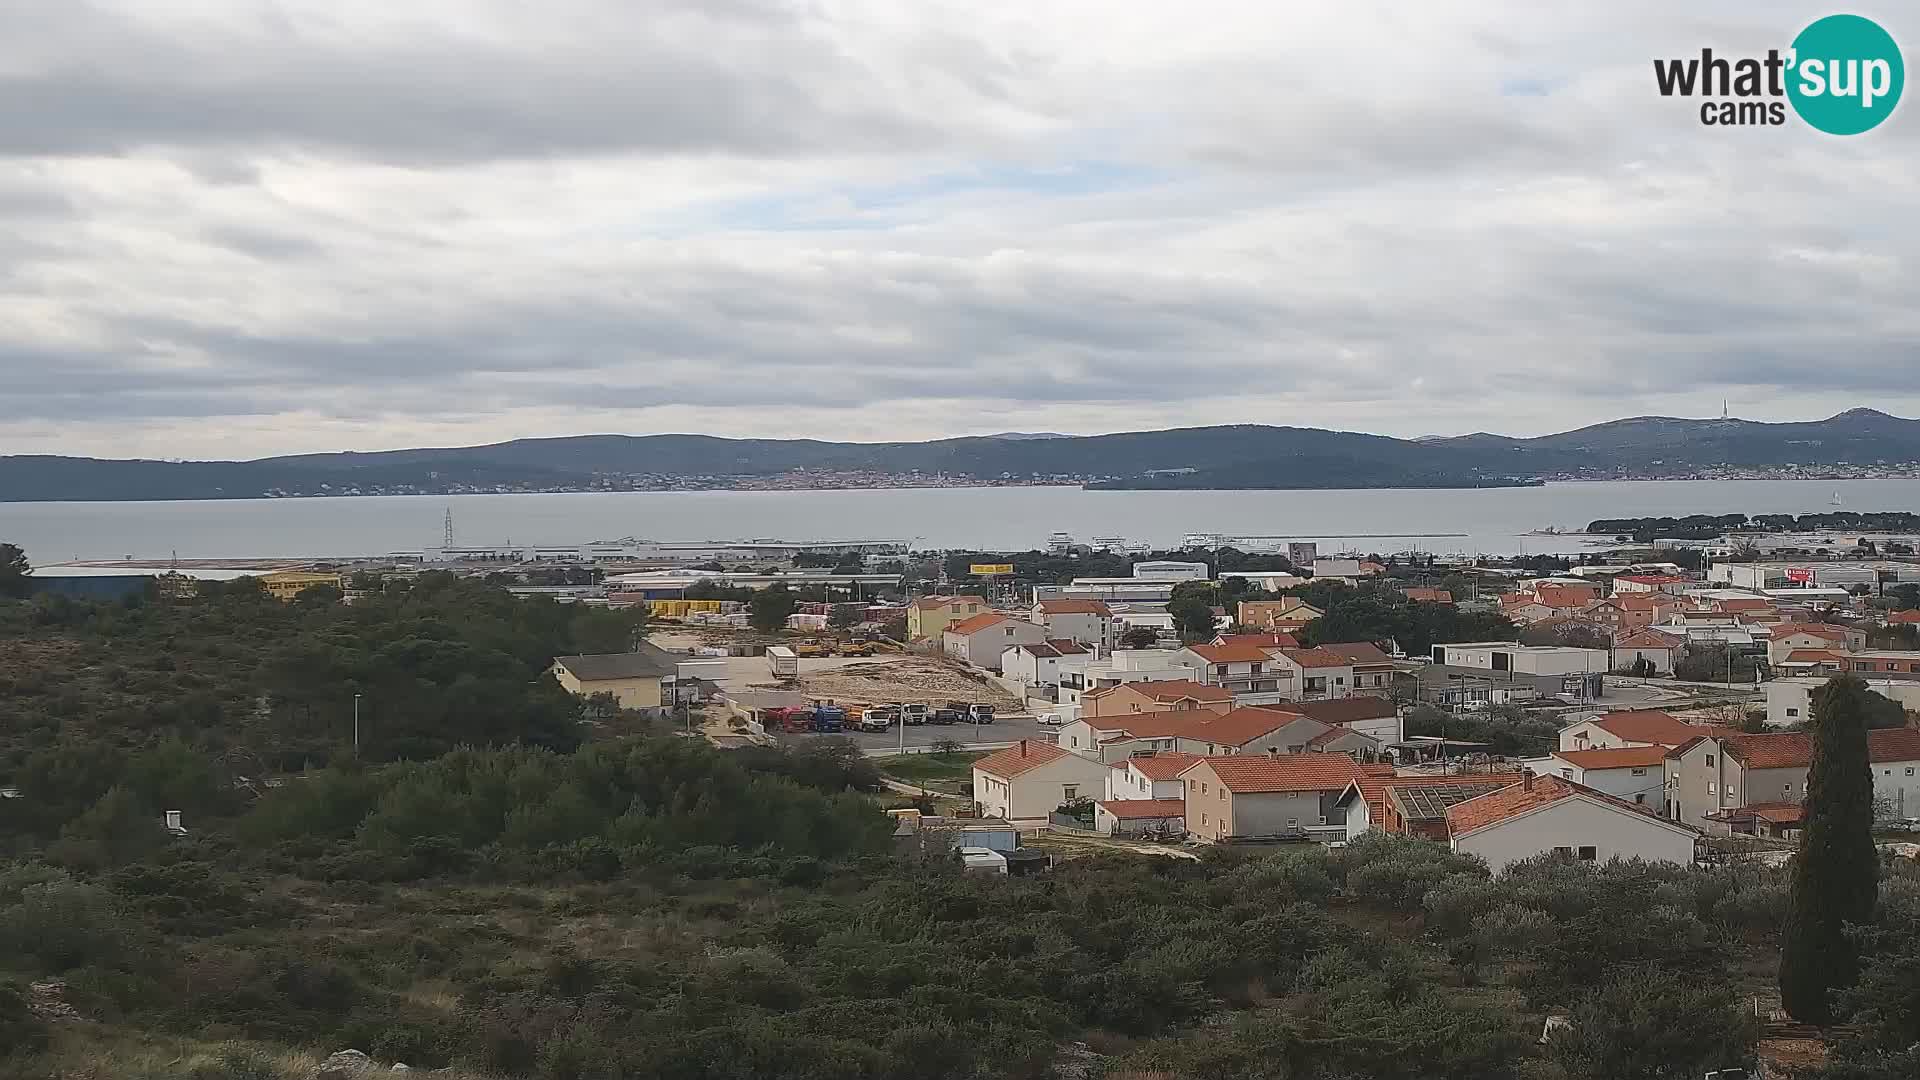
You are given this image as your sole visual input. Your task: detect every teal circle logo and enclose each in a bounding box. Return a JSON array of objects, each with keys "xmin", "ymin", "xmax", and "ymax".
[{"xmin": 1787, "ymin": 14, "xmax": 1904, "ymax": 134}]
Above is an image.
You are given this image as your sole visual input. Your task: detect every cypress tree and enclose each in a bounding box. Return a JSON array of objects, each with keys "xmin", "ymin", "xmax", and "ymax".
[{"xmin": 1778, "ymin": 674, "xmax": 1880, "ymax": 1024}]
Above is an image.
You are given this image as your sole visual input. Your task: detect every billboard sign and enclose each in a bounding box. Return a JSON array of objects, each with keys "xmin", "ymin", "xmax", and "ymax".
[
  {"xmin": 1785, "ymin": 567, "xmax": 1814, "ymax": 584},
  {"xmin": 970, "ymin": 563, "xmax": 1014, "ymax": 576}
]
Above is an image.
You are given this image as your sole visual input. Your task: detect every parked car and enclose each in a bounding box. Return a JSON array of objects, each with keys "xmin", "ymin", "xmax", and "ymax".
[
  {"xmin": 929, "ymin": 707, "xmax": 965, "ymax": 725},
  {"xmin": 1035, "ymin": 710, "xmax": 1064, "ymax": 726}
]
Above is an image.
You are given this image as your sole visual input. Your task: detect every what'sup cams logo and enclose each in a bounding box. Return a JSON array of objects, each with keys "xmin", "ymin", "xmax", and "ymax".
[{"xmin": 1654, "ymin": 13, "xmax": 1903, "ymax": 133}]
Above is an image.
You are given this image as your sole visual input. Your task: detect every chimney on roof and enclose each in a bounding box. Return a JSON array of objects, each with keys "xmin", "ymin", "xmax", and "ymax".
[
  {"xmin": 1019, "ymin": 741, "xmax": 1028, "ymax": 757},
  {"xmin": 1521, "ymin": 772, "xmax": 1533, "ymax": 791}
]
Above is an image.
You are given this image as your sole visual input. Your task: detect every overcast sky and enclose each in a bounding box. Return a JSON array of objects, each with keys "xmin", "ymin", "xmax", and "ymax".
[{"xmin": 1, "ymin": 0, "xmax": 1915, "ymax": 460}]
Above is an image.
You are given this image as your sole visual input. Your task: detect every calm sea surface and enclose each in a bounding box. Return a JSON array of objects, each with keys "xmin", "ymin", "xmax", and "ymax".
[{"xmin": 6, "ymin": 479, "xmax": 1920, "ymax": 563}]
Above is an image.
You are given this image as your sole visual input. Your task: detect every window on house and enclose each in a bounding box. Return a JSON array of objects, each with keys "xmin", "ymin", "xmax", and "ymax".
[
  {"xmin": 1631, "ymin": 768, "xmax": 1646, "ymax": 776},
  {"xmin": 1577, "ymin": 846, "xmax": 1597, "ymax": 861},
  {"xmin": 1201, "ymin": 813, "xmax": 1207, "ymax": 825},
  {"xmin": 1218, "ymin": 788, "xmax": 1226, "ymax": 801},
  {"xmin": 1634, "ymin": 794, "xmax": 1646, "ymax": 804},
  {"xmin": 1908, "ymin": 767, "xmax": 1916, "ymax": 776},
  {"xmin": 1560, "ymin": 768, "xmax": 1573, "ymax": 779},
  {"xmin": 1553, "ymin": 846, "xmax": 1573, "ymax": 857},
  {"xmin": 1787, "ymin": 708, "xmax": 1799, "ymax": 717},
  {"xmin": 1201, "ymin": 782, "xmax": 1208, "ymax": 794},
  {"xmin": 1708, "ymin": 782, "xmax": 1717, "ymax": 794},
  {"xmin": 1063, "ymin": 786, "xmax": 1077, "ymax": 800}
]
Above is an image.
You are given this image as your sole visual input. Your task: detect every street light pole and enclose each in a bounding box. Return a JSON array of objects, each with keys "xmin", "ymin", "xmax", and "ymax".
[{"xmin": 352, "ymin": 693, "xmax": 362, "ymax": 755}]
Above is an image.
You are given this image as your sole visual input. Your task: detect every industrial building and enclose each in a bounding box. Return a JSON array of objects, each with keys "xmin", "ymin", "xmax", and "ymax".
[
  {"xmin": 410, "ymin": 537, "xmax": 907, "ymax": 565},
  {"xmin": 1709, "ymin": 559, "xmax": 1920, "ymax": 593}
]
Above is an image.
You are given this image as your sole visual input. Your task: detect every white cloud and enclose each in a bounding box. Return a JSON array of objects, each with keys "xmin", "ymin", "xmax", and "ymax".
[{"xmin": 0, "ymin": 0, "xmax": 1916, "ymax": 457}]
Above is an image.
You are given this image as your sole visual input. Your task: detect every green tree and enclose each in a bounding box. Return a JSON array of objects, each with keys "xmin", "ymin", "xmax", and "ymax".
[
  {"xmin": 749, "ymin": 583, "xmax": 798, "ymax": 633},
  {"xmin": 47, "ymin": 787, "xmax": 167, "ymax": 871},
  {"xmin": 1780, "ymin": 675, "xmax": 1882, "ymax": 1024},
  {"xmin": 1548, "ymin": 966, "xmax": 1753, "ymax": 1080},
  {"xmin": 1120, "ymin": 626, "xmax": 1161, "ymax": 649},
  {"xmin": 1168, "ymin": 596, "xmax": 1216, "ymax": 641},
  {"xmin": 829, "ymin": 604, "xmax": 862, "ymax": 629},
  {"xmin": 0, "ymin": 543, "xmax": 28, "ymax": 599}
]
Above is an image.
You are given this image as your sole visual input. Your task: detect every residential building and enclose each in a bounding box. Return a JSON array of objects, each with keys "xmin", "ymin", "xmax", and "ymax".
[
  {"xmin": 1535, "ymin": 746, "xmax": 1668, "ymax": 807},
  {"xmin": 1306, "ymin": 725, "xmax": 1385, "ymax": 759},
  {"xmin": 1765, "ymin": 623, "xmax": 1862, "ymax": 664},
  {"xmin": 1210, "ymin": 630, "xmax": 1300, "ymax": 649},
  {"xmin": 1431, "ymin": 642, "xmax": 1610, "ymax": 676},
  {"xmin": 1712, "ymin": 559, "xmax": 1920, "ymax": 593},
  {"xmin": 1559, "ymin": 710, "xmax": 1726, "ymax": 753},
  {"xmin": 1104, "ymin": 751, "xmax": 1203, "ymax": 802},
  {"xmin": 1611, "ymin": 630, "xmax": 1679, "ymax": 674},
  {"xmin": 1264, "ymin": 647, "xmax": 1359, "ymax": 700},
  {"xmin": 1180, "ymin": 642, "xmax": 1289, "ymax": 695},
  {"xmin": 1000, "ymin": 639, "xmax": 1092, "ymax": 691},
  {"xmin": 1401, "ymin": 664, "xmax": 1577, "ymax": 708},
  {"xmin": 1314, "ymin": 641, "xmax": 1397, "ymax": 694},
  {"xmin": 907, "ymin": 594, "xmax": 988, "ymax": 640},
  {"xmin": 1766, "ymin": 676, "xmax": 1920, "ymax": 728},
  {"xmin": 971, "ymin": 740, "xmax": 1112, "ymax": 823},
  {"xmin": 1664, "ymin": 727, "xmax": 1920, "ymax": 828},
  {"xmin": 260, "ymin": 570, "xmax": 344, "ymax": 602},
  {"xmin": 1093, "ymin": 798, "xmax": 1187, "ymax": 837},
  {"xmin": 1445, "ymin": 774, "xmax": 1699, "ymax": 874},
  {"xmin": 1277, "ymin": 696, "xmax": 1404, "ymax": 743},
  {"xmin": 1830, "ymin": 649, "xmax": 1920, "ymax": 677},
  {"xmin": 1335, "ymin": 772, "xmax": 1526, "ymax": 840},
  {"xmin": 1611, "ymin": 574, "xmax": 1692, "ymax": 595},
  {"xmin": 1060, "ymin": 706, "xmax": 1338, "ymax": 762},
  {"xmin": 1058, "ymin": 648, "xmax": 1203, "ymax": 707},
  {"xmin": 1313, "ymin": 557, "xmax": 1364, "ymax": 578},
  {"xmin": 1031, "ymin": 599, "xmax": 1118, "ymax": 649},
  {"xmin": 943, "ymin": 614, "xmax": 1047, "ymax": 670},
  {"xmin": 550, "ymin": 645, "xmax": 679, "ymax": 713},
  {"xmin": 1887, "ymin": 609, "xmax": 1920, "ymax": 626},
  {"xmin": 1181, "ymin": 754, "xmax": 1388, "ymax": 842},
  {"xmin": 1236, "ymin": 598, "xmax": 1324, "ymax": 632},
  {"xmin": 1082, "ymin": 679, "xmax": 1234, "ymax": 719}
]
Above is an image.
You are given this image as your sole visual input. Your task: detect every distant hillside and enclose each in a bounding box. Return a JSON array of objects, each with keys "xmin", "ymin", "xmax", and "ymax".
[{"xmin": 5, "ymin": 409, "xmax": 1920, "ymax": 501}]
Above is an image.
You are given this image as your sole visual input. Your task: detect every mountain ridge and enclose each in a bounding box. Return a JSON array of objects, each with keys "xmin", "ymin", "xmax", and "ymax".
[{"xmin": 4, "ymin": 409, "xmax": 1918, "ymax": 502}]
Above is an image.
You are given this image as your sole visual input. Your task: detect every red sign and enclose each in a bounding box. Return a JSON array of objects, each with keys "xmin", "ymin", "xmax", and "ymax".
[{"xmin": 1786, "ymin": 568, "xmax": 1813, "ymax": 584}]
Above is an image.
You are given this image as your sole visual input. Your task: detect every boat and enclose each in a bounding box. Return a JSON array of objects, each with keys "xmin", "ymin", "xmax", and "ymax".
[{"xmin": 1831, "ymin": 490, "xmax": 1844, "ymax": 506}]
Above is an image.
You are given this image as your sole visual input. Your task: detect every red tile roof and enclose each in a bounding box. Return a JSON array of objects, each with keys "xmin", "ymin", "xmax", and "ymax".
[
  {"xmin": 1614, "ymin": 630, "xmax": 1677, "ymax": 649},
  {"xmin": 946, "ymin": 612, "xmax": 1010, "ymax": 635},
  {"xmin": 1617, "ymin": 574, "xmax": 1689, "ymax": 586},
  {"xmin": 1552, "ymin": 746, "xmax": 1670, "ymax": 770},
  {"xmin": 1085, "ymin": 707, "xmax": 1230, "ymax": 739},
  {"xmin": 1444, "ymin": 774, "xmax": 1679, "ymax": 837},
  {"xmin": 1888, "ymin": 610, "xmax": 1920, "ymax": 624},
  {"xmin": 973, "ymin": 739, "xmax": 1073, "ymax": 779},
  {"xmin": 1187, "ymin": 753, "xmax": 1387, "ymax": 794},
  {"xmin": 1307, "ymin": 727, "xmax": 1368, "ymax": 748},
  {"xmin": 1403, "ymin": 588, "xmax": 1453, "ymax": 603},
  {"xmin": 1772, "ymin": 623, "xmax": 1849, "ymax": 640},
  {"xmin": 1315, "ymin": 641, "xmax": 1394, "ymax": 665},
  {"xmin": 1782, "ymin": 649, "xmax": 1845, "ymax": 665},
  {"xmin": 1587, "ymin": 710, "xmax": 1722, "ymax": 747},
  {"xmin": 1535, "ymin": 584, "xmax": 1601, "ymax": 608},
  {"xmin": 1127, "ymin": 679, "xmax": 1233, "ymax": 703},
  {"xmin": 1714, "ymin": 598, "xmax": 1775, "ymax": 612},
  {"xmin": 1195, "ymin": 707, "xmax": 1315, "ymax": 748},
  {"xmin": 1213, "ymin": 632, "xmax": 1300, "ymax": 649},
  {"xmin": 1014, "ymin": 639, "xmax": 1090, "ymax": 659},
  {"xmin": 1718, "ymin": 727, "xmax": 1920, "ymax": 770},
  {"xmin": 1270, "ymin": 696, "xmax": 1398, "ymax": 726},
  {"xmin": 1188, "ymin": 642, "xmax": 1281, "ymax": 664},
  {"xmin": 1096, "ymin": 797, "xmax": 1187, "ymax": 820},
  {"xmin": 1706, "ymin": 801, "xmax": 1805, "ymax": 825},
  {"xmin": 1280, "ymin": 647, "xmax": 1354, "ymax": 669},
  {"xmin": 1615, "ymin": 595, "xmax": 1668, "ymax": 611},
  {"xmin": 1036, "ymin": 599, "xmax": 1114, "ymax": 616},
  {"xmin": 1118, "ymin": 751, "xmax": 1204, "ymax": 780}
]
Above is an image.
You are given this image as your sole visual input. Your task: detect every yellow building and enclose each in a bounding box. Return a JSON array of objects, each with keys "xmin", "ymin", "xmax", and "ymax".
[
  {"xmin": 907, "ymin": 594, "xmax": 989, "ymax": 640},
  {"xmin": 259, "ymin": 571, "xmax": 344, "ymax": 602},
  {"xmin": 550, "ymin": 644, "xmax": 679, "ymax": 713}
]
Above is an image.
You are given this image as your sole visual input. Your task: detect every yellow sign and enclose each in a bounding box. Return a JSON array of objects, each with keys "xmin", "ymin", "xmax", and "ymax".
[{"xmin": 970, "ymin": 563, "xmax": 1014, "ymax": 576}]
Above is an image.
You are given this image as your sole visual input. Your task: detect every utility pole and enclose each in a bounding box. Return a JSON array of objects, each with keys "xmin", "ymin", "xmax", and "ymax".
[{"xmin": 352, "ymin": 693, "xmax": 362, "ymax": 755}]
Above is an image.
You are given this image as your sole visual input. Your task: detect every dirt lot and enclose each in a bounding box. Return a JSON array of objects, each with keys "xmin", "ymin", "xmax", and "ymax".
[{"xmin": 793, "ymin": 656, "xmax": 1020, "ymax": 711}]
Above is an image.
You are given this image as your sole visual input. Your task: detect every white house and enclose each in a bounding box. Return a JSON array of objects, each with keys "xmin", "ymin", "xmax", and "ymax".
[
  {"xmin": 1532, "ymin": 746, "xmax": 1669, "ymax": 808},
  {"xmin": 1558, "ymin": 710, "xmax": 1723, "ymax": 753},
  {"xmin": 1767, "ymin": 676, "xmax": 1920, "ymax": 728},
  {"xmin": 1765, "ymin": 623, "xmax": 1861, "ymax": 664},
  {"xmin": 1058, "ymin": 649, "xmax": 1202, "ymax": 706},
  {"xmin": 1263, "ymin": 647, "xmax": 1359, "ymax": 700},
  {"xmin": 1104, "ymin": 751, "xmax": 1202, "ymax": 802},
  {"xmin": 1611, "ymin": 630, "xmax": 1679, "ymax": 675},
  {"xmin": 1031, "ymin": 599, "xmax": 1118, "ymax": 650},
  {"xmin": 1093, "ymin": 798, "xmax": 1187, "ymax": 837},
  {"xmin": 1000, "ymin": 639, "xmax": 1092, "ymax": 690},
  {"xmin": 943, "ymin": 613, "xmax": 1048, "ymax": 671},
  {"xmin": 1444, "ymin": 774, "xmax": 1699, "ymax": 874},
  {"xmin": 971, "ymin": 740, "xmax": 1112, "ymax": 822}
]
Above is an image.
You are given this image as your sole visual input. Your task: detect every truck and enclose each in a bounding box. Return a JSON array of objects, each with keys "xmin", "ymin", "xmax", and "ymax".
[
  {"xmin": 967, "ymin": 704, "xmax": 996, "ymax": 725},
  {"xmin": 857, "ymin": 706, "xmax": 895, "ymax": 732},
  {"xmin": 839, "ymin": 639, "xmax": 877, "ymax": 657},
  {"xmin": 900, "ymin": 702, "xmax": 929, "ymax": 726},
  {"xmin": 767, "ymin": 705, "xmax": 814, "ymax": 733},
  {"xmin": 766, "ymin": 646, "xmax": 798, "ymax": 679},
  {"xmin": 811, "ymin": 702, "xmax": 847, "ymax": 733},
  {"xmin": 929, "ymin": 706, "xmax": 965, "ymax": 725},
  {"xmin": 792, "ymin": 639, "xmax": 834, "ymax": 658}
]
